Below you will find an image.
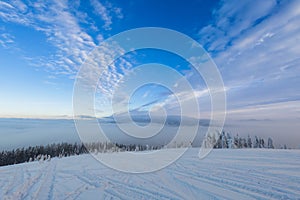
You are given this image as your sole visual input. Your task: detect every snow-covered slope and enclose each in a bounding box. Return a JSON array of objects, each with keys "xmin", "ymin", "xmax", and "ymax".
[{"xmin": 0, "ymin": 149, "xmax": 299, "ymax": 199}]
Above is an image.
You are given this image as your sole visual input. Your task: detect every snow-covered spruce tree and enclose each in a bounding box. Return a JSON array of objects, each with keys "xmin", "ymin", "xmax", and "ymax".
[
  {"xmin": 253, "ymin": 136, "xmax": 259, "ymax": 148},
  {"xmin": 226, "ymin": 132, "xmax": 234, "ymax": 148},
  {"xmin": 259, "ymin": 138, "xmax": 265, "ymax": 148},
  {"xmin": 233, "ymin": 134, "xmax": 239, "ymax": 148},
  {"xmin": 203, "ymin": 131, "xmax": 218, "ymax": 148},
  {"xmin": 242, "ymin": 138, "xmax": 247, "ymax": 148},
  {"xmin": 267, "ymin": 138, "xmax": 274, "ymax": 149},
  {"xmin": 215, "ymin": 133, "xmax": 222, "ymax": 148},
  {"xmin": 217, "ymin": 131, "xmax": 228, "ymax": 148},
  {"xmin": 247, "ymin": 135, "xmax": 252, "ymax": 148},
  {"xmin": 238, "ymin": 137, "xmax": 243, "ymax": 148}
]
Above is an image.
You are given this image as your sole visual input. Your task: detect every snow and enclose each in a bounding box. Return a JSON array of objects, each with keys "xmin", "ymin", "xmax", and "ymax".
[{"xmin": 0, "ymin": 148, "xmax": 299, "ymax": 199}]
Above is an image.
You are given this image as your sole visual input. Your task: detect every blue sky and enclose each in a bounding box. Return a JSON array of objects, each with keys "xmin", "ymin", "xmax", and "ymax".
[{"xmin": 0, "ymin": 0, "xmax": 299, "ymax": 127}]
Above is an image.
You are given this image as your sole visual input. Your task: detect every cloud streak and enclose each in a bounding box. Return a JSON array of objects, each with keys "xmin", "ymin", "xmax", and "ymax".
[
  {"xmin": 90, "ymin": 0, "xmax": 123, "ymax": 30},
  {"xmin": 198, "ymin": 0, "xmax": 300, "ymax": 118},
  {"xmin": 0, "ymin": 32, "xmax": 15, "ymax": 48},
  {"xmin": 0, "ymin": 0, "xmax": 123, "ymax": 77},
  {"xmin": 0, "ymin": 0, "xmax": 133, "ymax": 115}
]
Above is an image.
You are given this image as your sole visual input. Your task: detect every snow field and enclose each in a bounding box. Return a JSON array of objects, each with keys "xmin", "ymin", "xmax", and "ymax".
[{"xmin": 0, "ymin": 148, "xmax": 299, "ymax": 199}]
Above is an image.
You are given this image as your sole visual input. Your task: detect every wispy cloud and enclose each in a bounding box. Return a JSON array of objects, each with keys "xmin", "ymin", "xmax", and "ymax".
[
  {"xmin": 226, "ymin": 100, "xmax": 300, "ymax": 121},
  {"xmin": 0, "ymin": 32, "xmax": 15, "ymax": 48},
  {"xmin": 0, "ymin": 0, "xmax": 139, "ymax": 123},
  {"xmin": 198, "ymin": 0, "xmax": 300, "ymax": 114},
  {"xmin": 0, "ymin": 0, "xmax": 134, "ymax": 114},
  {"xmin": 0, "ymin": 0, "xmax": 124, "ymax": 78},
  {"xmin": 89, "ymin": 0, "xmax": 123, "ymax": 30}
]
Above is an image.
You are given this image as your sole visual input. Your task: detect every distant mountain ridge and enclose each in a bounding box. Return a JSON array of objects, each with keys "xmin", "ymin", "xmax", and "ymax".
[{"xmin": 98, "ymin": 114, "xmax": 211, "ymax": 127}]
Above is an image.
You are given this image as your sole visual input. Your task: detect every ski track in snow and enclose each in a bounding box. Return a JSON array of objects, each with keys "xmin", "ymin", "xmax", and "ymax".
[{"xmin": 0, "ymin": 149, "xmax": 299, "ymax": 200}]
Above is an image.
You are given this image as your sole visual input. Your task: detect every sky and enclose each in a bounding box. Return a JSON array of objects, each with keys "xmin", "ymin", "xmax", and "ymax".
[{"xmin": 0, "ymin": 0, "xmax": 300, "ymax": 145}]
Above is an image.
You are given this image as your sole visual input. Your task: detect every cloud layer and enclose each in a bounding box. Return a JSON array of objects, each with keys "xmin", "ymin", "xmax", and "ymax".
[
  {"xmin": 198, "ymin": 0, "xmax": 300, "ymax": 120},
  {"xmin": 0, "ymin": 0, "xmax": 123, "ymax": 76}
]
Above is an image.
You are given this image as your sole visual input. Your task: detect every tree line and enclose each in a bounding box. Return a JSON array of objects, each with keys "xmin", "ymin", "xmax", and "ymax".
[
  {"xmin": 203, "ymin": 131, "xmax": 275, "ymax": 149},
  {"xmin": 0, "ymin": 131, "xmax": 285, "ymax": 167},
  {"xmin": 0, "ymin": 142, "xmax": 161, "ymax": 167}
]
